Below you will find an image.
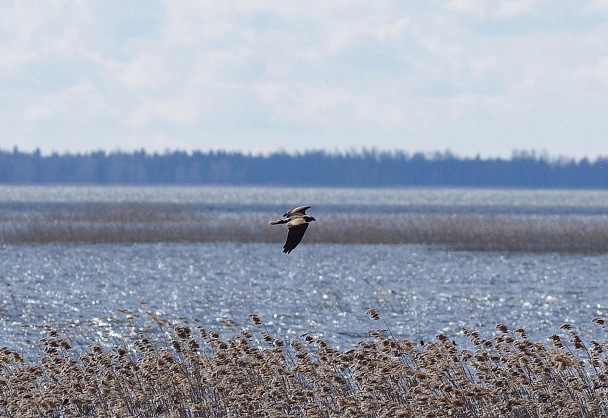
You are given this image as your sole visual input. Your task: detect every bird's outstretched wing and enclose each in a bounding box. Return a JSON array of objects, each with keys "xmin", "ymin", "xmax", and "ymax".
[
  {"xmin": 283, "ymin": 205, "xmax": 311, "ymax": 218},
  {"xmin": 283, "ymin": 219, "xmax": 309, "ymax": 254}
]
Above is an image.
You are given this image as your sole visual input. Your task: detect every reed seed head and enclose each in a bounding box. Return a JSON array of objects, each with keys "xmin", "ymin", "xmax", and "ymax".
[{"xmin": 365, "ymin": 309, "xmax": 381, "ymax": 321}]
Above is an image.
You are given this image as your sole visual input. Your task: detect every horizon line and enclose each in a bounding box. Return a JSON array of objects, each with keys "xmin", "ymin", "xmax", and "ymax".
[{"xmin": 3, "ymin": 146, "xmax": 606, "ymax": 163}]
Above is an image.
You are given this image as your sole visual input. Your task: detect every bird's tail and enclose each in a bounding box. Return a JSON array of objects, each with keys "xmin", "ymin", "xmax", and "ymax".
[{"xmin": 268, "ymin": 218, "xmax": 288, "ymax": 225}]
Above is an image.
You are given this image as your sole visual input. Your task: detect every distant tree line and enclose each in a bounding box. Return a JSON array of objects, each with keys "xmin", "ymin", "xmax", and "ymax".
[{"xmin": 1, "ymin": 147, "xmax": 607, "ymax": 188}]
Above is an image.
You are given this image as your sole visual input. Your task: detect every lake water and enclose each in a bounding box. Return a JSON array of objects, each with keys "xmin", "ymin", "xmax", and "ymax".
[{"xmin": 2, "ymin": 186, "xmax": 608, "ymax": 355}]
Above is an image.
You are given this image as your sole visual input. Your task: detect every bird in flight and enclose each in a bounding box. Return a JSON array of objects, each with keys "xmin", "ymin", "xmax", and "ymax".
[{"xmin": 268, "ymin": 205, "xmax": 316, "ymax": 254}]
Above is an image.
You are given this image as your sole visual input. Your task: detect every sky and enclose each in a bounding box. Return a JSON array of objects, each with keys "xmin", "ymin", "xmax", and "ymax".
[{"xmin": 1, "ymin": 1, "xmax": 608, "ymax": 160}]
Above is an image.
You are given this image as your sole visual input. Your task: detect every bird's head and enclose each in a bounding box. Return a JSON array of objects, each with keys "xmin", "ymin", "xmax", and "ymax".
[{"xmin": 306, "ymin": 216, "xmax": 316, "ymax": 222}]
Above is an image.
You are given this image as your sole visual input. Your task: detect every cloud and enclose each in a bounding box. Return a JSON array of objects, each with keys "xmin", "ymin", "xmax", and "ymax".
[
  {"xmin": 587, "ymin": 56, "xmax": 608, "ymax": 87},
  {"xmin": 118, "ymin": 54, "xmax": 165, "ymax": 89},
  {"xmin": 1, "ymin": 1, "xmax": 607, "ymax": 158}
]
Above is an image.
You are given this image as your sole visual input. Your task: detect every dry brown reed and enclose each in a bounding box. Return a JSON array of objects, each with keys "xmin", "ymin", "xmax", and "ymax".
[
  {"xmin": 3, "ymin": 313, "xmax": 608, "ymax": 417},
  {"xmin": 2, "ymin": 202, "xmax": 608, "ymax": 253}
]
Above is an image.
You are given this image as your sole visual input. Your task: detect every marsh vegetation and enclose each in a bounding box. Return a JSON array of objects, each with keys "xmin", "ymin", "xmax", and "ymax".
[
  {"xmin": 2, "ymin": 311, "xmax": 608, "ymax": 417},
  {"xmin": 2, "ymin": 201, "xmax": 608, "ymax": 253}
]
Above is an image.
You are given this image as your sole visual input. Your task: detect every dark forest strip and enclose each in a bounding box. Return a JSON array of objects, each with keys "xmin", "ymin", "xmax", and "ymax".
[{"xmin": 2, "ymin": 148, "xmax": 607, "ymax": 188}]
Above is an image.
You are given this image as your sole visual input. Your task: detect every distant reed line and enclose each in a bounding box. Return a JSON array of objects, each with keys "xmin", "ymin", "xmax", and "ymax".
[
  {"xmin": 1, "ymin": 202, "xmax": 608, "ymax": 253},
  {"xmin": 3, "ymin": 311, "xmax": 608, "ymax": 417}
]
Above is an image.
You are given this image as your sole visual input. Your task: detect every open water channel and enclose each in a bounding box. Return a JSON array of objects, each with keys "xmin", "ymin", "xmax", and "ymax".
[{"xmin": 1, "ymin": 186, "xmax": 608, "ymax": 354}]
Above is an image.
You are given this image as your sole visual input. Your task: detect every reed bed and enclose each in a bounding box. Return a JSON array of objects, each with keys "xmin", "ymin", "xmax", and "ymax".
[
  {"xmin": 2, "ymin": 202, "xmax": 608, "ymax": 253},
  {"xmin": 3, "ymin": 311, "xmax": 608, "ymax": 417}
]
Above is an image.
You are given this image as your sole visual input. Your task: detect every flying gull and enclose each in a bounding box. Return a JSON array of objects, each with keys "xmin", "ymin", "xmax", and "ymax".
[{"xmin": 268, "ymin": 205, "xmax": 316, "ymax": 254}]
